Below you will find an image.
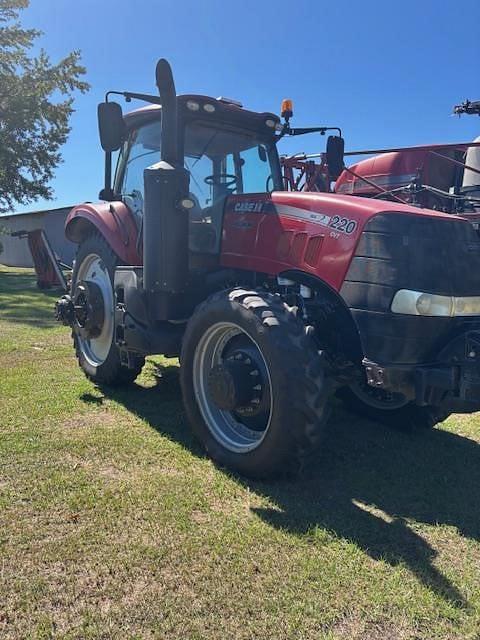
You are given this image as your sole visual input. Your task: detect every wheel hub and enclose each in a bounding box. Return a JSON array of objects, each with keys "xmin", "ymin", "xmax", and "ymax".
[
  {"xmin": 193, "ymin": 322, "xmax": 274, "ymax": 453},
  {"xmin": 73, "ymin": 280, "xmax": 105, "ymax": 339},
  {"xmin": 54, "ymin": 295, "xmax": 75, "ymax": 326},
  {"xmin": 207, "ymin": 351, "xmax": 263, "ymax": 415}
]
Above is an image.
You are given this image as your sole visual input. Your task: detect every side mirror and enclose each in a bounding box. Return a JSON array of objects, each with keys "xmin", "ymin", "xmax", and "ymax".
[
  {"xmin": 326, "ymin": 135, "xmax": 345, "ymax": 180},
  {"xmin": 97, "ymin": 101, "xmax": 126, "ymax": 152}
]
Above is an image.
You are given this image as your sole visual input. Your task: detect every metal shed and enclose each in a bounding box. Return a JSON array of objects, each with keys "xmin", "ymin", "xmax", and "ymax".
[{"xmin": 0, "ymin": 206, "xmax": 75, "ymax": 268}]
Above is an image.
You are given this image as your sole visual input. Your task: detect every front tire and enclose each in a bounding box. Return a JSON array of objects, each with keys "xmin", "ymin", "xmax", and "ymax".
[
  {"xmin": 71, "ymin": 232, "xmax": 144, "ymax": 385},
  {"xmin": 180, "ymin": 289, "xmax": 332, "ymax": 479},
  {"xmin": 337, "ymin": 382, "xmax": 450, "ymax": 429}
]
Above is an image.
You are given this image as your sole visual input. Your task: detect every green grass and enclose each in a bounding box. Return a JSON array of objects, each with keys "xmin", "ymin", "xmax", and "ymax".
[{"xmin": 1, "ymin": 265, "xmax": 480, "ymax": 639}]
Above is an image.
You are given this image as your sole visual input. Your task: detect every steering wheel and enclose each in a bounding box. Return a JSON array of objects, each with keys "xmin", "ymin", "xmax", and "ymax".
[{"xmin": 204, "ymin": 173, "xmax": 237, "ymax": 188}]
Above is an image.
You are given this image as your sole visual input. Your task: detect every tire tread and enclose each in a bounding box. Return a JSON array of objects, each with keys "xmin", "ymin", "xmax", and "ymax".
[
  {"xmin": 71, "ymin": 231, "xmax": 144, "ymax": 386},
  {"xmin": 180, "ymin": 287, "xmax": 332, "ymax": 477}
]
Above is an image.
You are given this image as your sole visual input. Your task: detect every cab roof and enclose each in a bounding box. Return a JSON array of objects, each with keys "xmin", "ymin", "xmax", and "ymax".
[{"xmin": 123, "ymin": 94, "xmax": 280, "ymax": 135}]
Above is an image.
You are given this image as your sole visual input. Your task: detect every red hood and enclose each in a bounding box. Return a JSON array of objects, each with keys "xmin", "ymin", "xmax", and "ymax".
[
  {"xmin": 220, "ymin": 190, "xmax": 465, "ymax": 291},
  {"xmin": 269, "ymin": 190, "xmax": 456, "ymax": 221}
]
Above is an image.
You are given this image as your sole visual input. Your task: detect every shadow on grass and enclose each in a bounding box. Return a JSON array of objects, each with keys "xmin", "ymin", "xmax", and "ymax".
[
  {"xmin": 90, "ymin": 361, "xmax": 480, "ymax": 609},
  {"xmin": 5, "ymin": 267, "xmax": 475, "ymax": 606},
  {"xmin": 0, "ymin": 269, "xmax": 63, "ymax": 328}
]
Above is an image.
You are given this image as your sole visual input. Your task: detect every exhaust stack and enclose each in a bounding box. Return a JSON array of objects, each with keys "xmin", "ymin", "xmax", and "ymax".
[
  {"xmin": 156, "ymin": 58, "xmax": 178, "ymax": 166},
  {"xmin": 143, "ymin": 58, "xmax": 190, "ymax": 298}
]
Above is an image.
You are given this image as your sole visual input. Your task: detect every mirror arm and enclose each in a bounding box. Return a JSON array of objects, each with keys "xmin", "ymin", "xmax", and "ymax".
[
  {"xmin": 287, "ymin": 125, "xmax": 342, "ymax": 137},
  {"xmin": 100, "ymin": 151, "xmax": 114, "ymax": 201},
  {"xmin": 276, "ymin": 125, "xmax": 342, "ymax": 142},
  {"xmin": 106, "ymin": 90, "xmax": 163, "ymax": 106},
  {"xmin": 105, "ymin": 151, "xmax": 112, "ymax": 191}
]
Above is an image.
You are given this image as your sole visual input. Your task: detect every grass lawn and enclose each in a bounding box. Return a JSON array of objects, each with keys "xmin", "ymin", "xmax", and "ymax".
[{"xmin": 0, "ymin": 264, "xmax": 479, "ymax": 639}]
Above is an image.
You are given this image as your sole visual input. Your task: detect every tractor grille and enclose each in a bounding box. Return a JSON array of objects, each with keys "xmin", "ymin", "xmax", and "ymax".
[
  {"xmin": 340, "ymin": 212, "xmax": 480, "ymax": 364},
  {"xmin": 341, "ymin": 212, "xmax": 480, "ymax": 311}
]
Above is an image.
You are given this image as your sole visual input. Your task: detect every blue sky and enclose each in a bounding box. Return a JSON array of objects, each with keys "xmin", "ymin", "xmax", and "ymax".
[{"xmin": 14, "ymin": 0, "xmax": 480, "ymax": 213}]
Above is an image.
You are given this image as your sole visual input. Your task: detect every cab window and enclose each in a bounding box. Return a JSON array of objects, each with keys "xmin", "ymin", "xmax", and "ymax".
[
  {"xmin": 184, "ymin": 121, "xmax": 280, "ymax": 214},
  {"xmin": 115, "ymin": 117, "xmax": 281, "ymax": 220},
  {"xmin": 115, "ymin": 119, "xmax": 161, "ymax": 218}
]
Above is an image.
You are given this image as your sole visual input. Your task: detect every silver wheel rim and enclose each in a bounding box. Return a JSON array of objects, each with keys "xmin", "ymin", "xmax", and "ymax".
[
  {"xmin": 192, "ymin": 322, "xmax": 273, "ymax": 453},
  {"xmin": 350, "ymin": 381, "xmax": 408, "ymax": 411},
  {"xmin": 75, "ymin": 253, "xmax": 114, "ymax": 367}
]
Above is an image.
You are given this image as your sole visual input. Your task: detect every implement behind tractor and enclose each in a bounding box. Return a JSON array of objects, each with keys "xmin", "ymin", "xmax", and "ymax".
[
  {"xmin": 56, "ymin": 60, "xmax": 480, "ymax": 479},
  {"xmin": 285, "ymin": 99, "xmax": 480, "ymax": 218}
]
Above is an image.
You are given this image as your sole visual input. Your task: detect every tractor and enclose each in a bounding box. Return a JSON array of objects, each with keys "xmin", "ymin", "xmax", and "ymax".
[{"xmin": 56, "ymin": 59, "xmax": 480, "ymax": 479}]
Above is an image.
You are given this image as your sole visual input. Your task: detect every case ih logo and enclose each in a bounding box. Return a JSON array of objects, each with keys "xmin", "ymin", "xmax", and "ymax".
[{"xmin": 234, "ymin": 201, "xmax": 264, "ymax": 213}]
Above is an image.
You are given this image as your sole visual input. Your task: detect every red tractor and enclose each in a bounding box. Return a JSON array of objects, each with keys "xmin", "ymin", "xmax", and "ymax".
[{"xmin": 56, "ymin": 60, "xmax": 480, "ymax": 479}]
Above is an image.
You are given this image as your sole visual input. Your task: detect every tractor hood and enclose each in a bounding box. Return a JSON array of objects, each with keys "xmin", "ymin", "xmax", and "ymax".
[
  {"xmin": 220, "ymin": 190, "xmax": 464, "ymax": 292},
  {"xmin": 221, "ymin": 189, "xmax": 480, "ymax": 366}
]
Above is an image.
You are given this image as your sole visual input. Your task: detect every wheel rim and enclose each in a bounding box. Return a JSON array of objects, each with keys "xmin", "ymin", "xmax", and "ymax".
[
  {"xmin": 350, "ymin": 381, "xmax": 408, "ymax": 411},
  {"xmin": 74, "ymin": 253, "xmax": 114, "ymax": 367},
  {"xmin": 192, "ymin": 322, "xmax": 273, "ymax": 453}
]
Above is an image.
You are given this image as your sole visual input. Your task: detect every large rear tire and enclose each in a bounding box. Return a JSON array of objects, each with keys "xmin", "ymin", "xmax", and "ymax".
[
  {"xmin": 337, "ymin": 382, "xmax": 450, "ymax": 429},
  {"xmin": 180, "ymin": 288, "xmax": 332, "ymax": 479},
  {"xmin": 71, "ymin": 232, "xmax": 144, "ymax": 386}
]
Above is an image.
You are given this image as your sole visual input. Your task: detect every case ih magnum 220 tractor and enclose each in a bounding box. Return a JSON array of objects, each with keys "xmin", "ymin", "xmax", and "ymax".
[{"xmin": 56, "ymin": 59, "xmax": 480, "ymax": 478}]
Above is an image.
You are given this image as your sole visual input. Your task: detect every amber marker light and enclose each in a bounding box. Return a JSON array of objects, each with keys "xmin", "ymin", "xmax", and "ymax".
[{"xmin": 281, "ymin": 99, "xmax": 293, "ymax": 120}]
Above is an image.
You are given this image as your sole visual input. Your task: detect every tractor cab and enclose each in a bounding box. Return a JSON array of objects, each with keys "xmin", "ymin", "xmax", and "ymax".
[{"xmin": 115, "ymin": 96, "xmax": 283, "ymax": 255}]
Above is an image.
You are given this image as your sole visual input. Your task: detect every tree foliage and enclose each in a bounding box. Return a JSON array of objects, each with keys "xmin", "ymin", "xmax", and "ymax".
[{"xmin": 0, "ymin": 0, "xmax": 89, "ymax": 213}]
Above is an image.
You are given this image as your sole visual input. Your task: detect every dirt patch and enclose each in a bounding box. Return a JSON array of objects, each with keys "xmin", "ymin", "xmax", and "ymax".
[{"xmin": 61, "ymin": 410, "xmax": 121, "ymax": 432}]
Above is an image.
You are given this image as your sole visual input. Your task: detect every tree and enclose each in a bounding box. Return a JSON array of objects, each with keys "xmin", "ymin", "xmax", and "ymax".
[{"xmin": 0, "ymin": 0, "xmax": 89, "ymax": 213}]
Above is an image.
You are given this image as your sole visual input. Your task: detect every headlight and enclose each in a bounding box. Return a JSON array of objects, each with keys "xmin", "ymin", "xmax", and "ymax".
[
  {"xmin": 453, "ymin": 297, "xmax": 480, "ymax": 316},
  {"xmin": 391, "ymin": 290, "xmax": 453, "ymax": 316},
  {"xmin": 391, "ymin": 290, "xmax": 480, "ymax": 317},
  {"xmin": 186, "ymin": 100, "xmax": 200, "ymax": 111}
]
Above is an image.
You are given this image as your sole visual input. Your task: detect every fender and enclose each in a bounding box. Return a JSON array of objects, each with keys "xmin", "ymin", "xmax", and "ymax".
[
  {"xmin": 279, "ymin": 268, "xmax": 364, "ymax": 364},
  {"xmin": 65, "ymin": 201, "xmax": 142, "ymax": 265}
]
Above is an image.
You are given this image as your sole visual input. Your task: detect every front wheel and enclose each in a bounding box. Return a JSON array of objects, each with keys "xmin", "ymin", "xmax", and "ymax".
[
  {"xmin": 337, "ymin": 381, "xmax": 450, "ymax": 429},
  {"xmin": 71, "ymin": 232, "xmax": 144, "ymax": 385},
  {"xmin": 180, "ymin": 289, "xmax": 332, "ymax": 479}
]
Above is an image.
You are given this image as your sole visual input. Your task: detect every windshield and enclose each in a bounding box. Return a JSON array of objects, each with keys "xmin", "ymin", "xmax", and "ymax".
[
  {"xmin": 184, "ymin": 121, "xmax": 281, "ymax": 208},
  {"xmin": 115, "ymin": 117, "xmax": 282, "ymax": 220}
]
